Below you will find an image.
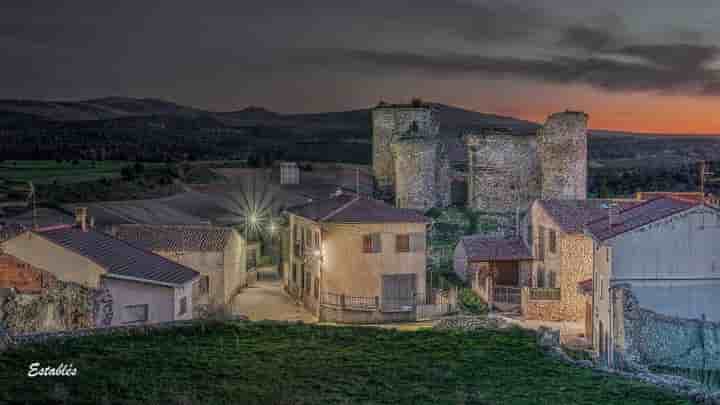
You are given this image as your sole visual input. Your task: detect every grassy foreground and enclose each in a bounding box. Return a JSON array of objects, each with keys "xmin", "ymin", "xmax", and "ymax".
[{"xmin": 0, "ymin": 322, "xmax": 690, "ymax": 405}]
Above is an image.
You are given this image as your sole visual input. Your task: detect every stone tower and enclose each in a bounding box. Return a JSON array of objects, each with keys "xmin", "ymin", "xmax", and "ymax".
[
  {"xmin": 537, "ymin": 111, "xmax": 588, "ymax": 200},
  {"xmin": 372, "ymin": 101, "xmax": 439, "ymax": 196},
  {"xmin": 464, "ymin": 128, "xmax": 541, "ymax": 212},
  {"xmin": 391, "ymin": 124, "xmax": 451, "ymax": 211}
]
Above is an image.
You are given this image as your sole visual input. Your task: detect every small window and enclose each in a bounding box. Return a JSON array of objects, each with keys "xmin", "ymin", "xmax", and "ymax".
[
  {"xmin": 123, "ymin": 304, "xmax": 148, "ymax": 323},
  {"xmin": 549, "ymin": 229, "xmax": 557, "ymax": 254},
  {"xmin": 606, "ymin": 248, "xmax": 610, "ymax": 263},
  {"xmin": 409, "ymin": 233, "xmax": 426, "ymax": 252},
  {"xmin": 314, "ymin": 277, "xmax": 319, "ymax": 299},
  {"xmin": 305, "ymin": 272, "xmax": 312, "ymax": 292},
  {"xmin": 199, "ymin": 275, "xmax": 210, "ymax": 295},
  {"xmin": 179, "ymin": 297, "xmax": 188, "ymax": 315},
  {"xmin": 538, "ymin": 226, "xmax": 546, "ymax": 261},
  {"xmin": 396, "ymin": 234, "xmax": 410, "ymax": 253},
  {"xmin": 293, "ymin": 264, "xmax": 297, "ymax": 283},
  {"xmin": 363, "ymin": 233, "xmax": 382, "ymax": 253}
]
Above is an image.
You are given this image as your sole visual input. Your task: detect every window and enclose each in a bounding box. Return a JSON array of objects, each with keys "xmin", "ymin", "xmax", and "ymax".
[
  {"xmin": 178, "ymin": 297, "xmax": 188, "ymax": 315},
  {"xmin": 362, "ymin": 233, "xmax": 382, "ymax": 253},
  {"xmin": 123, "ymin": 304, "xmax": 148, "ymax": 323},
  {"xmin": 314, "ymin": 231, "xmax": 320, "ymax": 248},
  {"xmin": 314, "ymin": 277, "xmax": 319, "ymax": 299},
  {"xmin": 199, "ymin": 275, "xmax": 210, "ymax": 295},
  {"xmin": 409, "ymin": 233, "xmax": 426, "ymax": 252},
  {"xmin": 396, "ymin": 234, "xmax": 410, "ymax": 253},
  {"xmin": 549, "ymin": 229, "xmax": 557, "ymax": 254},
  {"xmin": 538, "ymin": 226, "xmax": 545, "ymax": 260},
  {"xmin": 292, "ymin": 264, "xmax": 297, "ymax": 284},
  {"xmin": 305, "ymin": 272, "xmax": 311, "ymax": 292}
]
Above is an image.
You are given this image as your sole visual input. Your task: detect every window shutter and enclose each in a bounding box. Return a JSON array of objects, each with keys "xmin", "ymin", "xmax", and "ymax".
[
  {"xmin": 372, "ymin": 233, "xmax": 382, "ymax": 253},
  {"xmin": 409, "ymin": 233, "xmax": 426, "ymax": 252},
  {"xmin": 362, "ymin": 235, "xmax": 372, "ymax": 253}
]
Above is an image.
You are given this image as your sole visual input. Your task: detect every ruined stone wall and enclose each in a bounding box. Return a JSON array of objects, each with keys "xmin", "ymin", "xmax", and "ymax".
[
  {"xmin": 435, "ymin": 141, "xmax": 452, "ymax": 208},
  {"xmin": 538, "ymin": 111, "xmax": 588, "ymax": 200},
  {"xmin": 392, "ymin": 137, "xmax": 439, "ymax": 211},
  {"xmin": 372, "ymin": 106, "xmax": 438, "ymax": 194},
  {"xmin": 0, "ymin": 277, "xmax": 102, "ymax": 334},
  {"xmin": 464, "ymin": 130, "xmax": 541, "ymax": 212},
  {"xmin": 615, "ymin": 286, "xmax": 720, "ymax": 371}
]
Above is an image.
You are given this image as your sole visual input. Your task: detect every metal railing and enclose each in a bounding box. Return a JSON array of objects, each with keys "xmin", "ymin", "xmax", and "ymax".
[
  {"xmin": 529, "ymin": 287, "xmax": 561, "ymax": 301},
  {"xmin": 321, "ymin": 292, "xmax": 378, "ymax": 311},
  {"xmin": 493, "ymin": 286, "xmax": 521, "ymax": 305}
]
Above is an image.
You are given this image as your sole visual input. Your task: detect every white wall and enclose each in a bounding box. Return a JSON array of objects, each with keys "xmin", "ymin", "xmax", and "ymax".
[
  {"xmin": 608, "ymin": 206, "xmax": 720, "ymax": 280},
  {"xmin": 101, "ymin": 277, "xmax": 175, "ymax": 326}
]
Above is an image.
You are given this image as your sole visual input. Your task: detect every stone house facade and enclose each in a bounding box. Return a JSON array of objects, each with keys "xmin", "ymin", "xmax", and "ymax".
[
  {"xmin": 284, "ymin": 192, "xmax": 429, "ymax": 323},
  {"xmin": 113, "ymin": 225, "xmax": 247, "ymax": 314},
  {"xmin": 1, "ymin": 213, "xmax": 198, "ymax": 330},
  {"xmin": 587, "ymin": 197, "xmax": 720, "ymax": 369}
]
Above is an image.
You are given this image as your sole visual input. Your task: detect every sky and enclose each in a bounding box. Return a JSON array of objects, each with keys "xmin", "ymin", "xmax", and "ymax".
[{"xmin": 3, "ymin": 0, "xmax": 720, "ymax": 133}]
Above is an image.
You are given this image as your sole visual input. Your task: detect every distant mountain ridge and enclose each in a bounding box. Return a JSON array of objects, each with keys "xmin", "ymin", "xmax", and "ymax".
[{"xmin": 1, "ymin": 97, "xmax": 718, "ymax": 139}]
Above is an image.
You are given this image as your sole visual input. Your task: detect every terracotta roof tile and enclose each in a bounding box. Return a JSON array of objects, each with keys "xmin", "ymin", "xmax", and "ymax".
[
  {"xmin": 461, "ymin": 236, "xmax": 533, "ymax": 261},
  {"xmin": 114, "ymin": 225, "xmax": 235, "ymax": 252},
  {"xmin": 287, "ymin": 194, "xmax": 429, "ymax": 224},
  {"xmin": 585, "ymin": 197, "xmax": 702, "ymax": 241},
  {"xmin": 537, "ymin": 199, "xmax": 639, "ymax": 234}
]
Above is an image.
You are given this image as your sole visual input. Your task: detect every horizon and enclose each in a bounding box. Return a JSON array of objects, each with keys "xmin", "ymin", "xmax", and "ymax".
[{"xmin": 4, "ymin": 95, "xmax": 720, "ymax": 137}]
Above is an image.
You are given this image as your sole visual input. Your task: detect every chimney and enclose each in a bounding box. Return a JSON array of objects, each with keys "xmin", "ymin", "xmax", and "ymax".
[
  {"xmin": 608, "ymin": 204, "xmax": 620, "ymax": 229},
  {"xmin": 74, "ymin": 207, "xmax": 88, "ymax": 232}
]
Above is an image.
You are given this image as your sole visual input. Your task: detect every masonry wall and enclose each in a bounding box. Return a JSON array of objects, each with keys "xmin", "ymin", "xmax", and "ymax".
[
  {"xmin": 464, "ymin": 130, "xmax": 540, "ymax": 212},
  {"xmin": 0, "ymin": 254, "xmax": 44, "ymax": 293},
  {"xmin": 372, "ymin": 106, "xmax": 438, "ymax": 194},
  {"xmin": 102, "ymin": 277, "xmax": 175, "ymax": 326},
  {"xmin": 392, "ymin": 137, "xmax": 438, "ymax": 211},
  {"xmin": 613, "ymin": 285, "xmax": 720, "ymax": 371},
  {"xmin": 523, "ymin": 203, "xmax": 594, "ymax": 322},
  {"xmin": 538, "ymin": 111, "xmax": 588, "ymax": 200}
]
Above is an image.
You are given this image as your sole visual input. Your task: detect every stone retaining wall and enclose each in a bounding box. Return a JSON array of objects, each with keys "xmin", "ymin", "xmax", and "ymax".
[{"xmin": 617, "ymin": 286, "xmax": 720, "ymax": 371}]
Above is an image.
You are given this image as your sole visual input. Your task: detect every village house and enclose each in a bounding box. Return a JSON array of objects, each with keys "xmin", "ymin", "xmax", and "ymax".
[
  {"xmin": 586, "ymin": 197, "xmax": 720, "ymax": 370},
  {"xmin": 284, "ymin": 192, "xmax": 430, "ymax": 323},
  {"xmin": 1, "ymin": 209, "xmax": 199, "ymax": 328},
  {"xmin": 113, "ymin": 224, "xmax": 248, "ymax": 314},
  {"xmin": 454, "ymin": 199, "xmax": 639, "ymax": 324}
]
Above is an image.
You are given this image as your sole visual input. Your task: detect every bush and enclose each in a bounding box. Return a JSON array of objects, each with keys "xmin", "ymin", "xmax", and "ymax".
[{"xmin": 459, "ymin": 288, "xmax": 488, "ymax": 315}]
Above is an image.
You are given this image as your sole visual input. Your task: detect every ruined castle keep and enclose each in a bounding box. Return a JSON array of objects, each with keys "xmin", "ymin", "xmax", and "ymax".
[
  {"xmin": 372, "ymin": 102, "xmax": 449, "ymax": 210},
  {"xmin": 372, "ymin": 101, "xmax": 588, "ymax": 213},
  {"xmin": 463, "ymin": 111, "xmax": 588, "ymax": 212}
]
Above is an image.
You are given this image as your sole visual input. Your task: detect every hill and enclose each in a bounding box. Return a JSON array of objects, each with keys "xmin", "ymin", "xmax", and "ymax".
[{"xmin": 0, "ymin": 321, "xmax": 689, "ymax": 404}]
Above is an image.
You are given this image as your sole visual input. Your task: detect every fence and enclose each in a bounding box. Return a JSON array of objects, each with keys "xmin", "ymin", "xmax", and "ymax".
[
  {"xmin": 319, "ymin": 288, "xmax": 457, "ymax": 321},
  {"xmin": 493, "ymin": 286, "xmax": 521, "ymax": 305},
  {"xmin": 529, "ymin": 287, "xmax": 561, "ymax": 301},
  {"xmin": 321, "ymin": 292, "xmax": 378, "ymax": 312}
]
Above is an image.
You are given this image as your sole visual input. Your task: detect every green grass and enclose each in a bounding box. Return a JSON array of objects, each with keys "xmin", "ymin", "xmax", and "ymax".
[
  {"xmin": 0, "ymin": 322, "xmax": 690, "ymax": 405},
  {"xmin": 0, "ymin": 160, "xmax": 163, "ymax": 185}
]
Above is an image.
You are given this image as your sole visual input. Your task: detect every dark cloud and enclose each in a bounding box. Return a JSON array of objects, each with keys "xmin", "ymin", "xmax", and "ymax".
[
  {"xmin": 559, "ymin": 26, "xmax": 620, "ymax": 52},
  {"xmin": 303, "ymin": 48, "xmax": 720, "ymax": 95},
  {"xmin": 619, "ymin": 44, "xmax": 719, "ymax": 70}
]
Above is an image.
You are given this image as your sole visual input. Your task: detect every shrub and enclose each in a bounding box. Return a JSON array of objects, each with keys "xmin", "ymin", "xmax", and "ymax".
[{"xmin": 459, "ymin": 288, "xmax": 488, "ymax": 315}]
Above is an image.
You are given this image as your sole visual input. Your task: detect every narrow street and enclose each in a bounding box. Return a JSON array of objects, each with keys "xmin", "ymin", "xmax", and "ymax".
[{"xmin": 232, "ymin": 277, "xmax": 316, "ymax": 323}]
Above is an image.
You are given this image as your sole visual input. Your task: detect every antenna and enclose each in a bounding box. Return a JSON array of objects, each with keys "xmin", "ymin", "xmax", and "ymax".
[{"xmin": 356, "ymin": 168, "xmax": 360, "ymax": 197}]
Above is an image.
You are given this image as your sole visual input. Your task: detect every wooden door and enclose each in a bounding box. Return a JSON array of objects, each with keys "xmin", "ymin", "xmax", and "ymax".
[
  {"xmin": 494, "ymin": 261, "xmax": 519, "ymax": 286},
  {"xmin": 382, "ymin": 274, "xmax": 416, "ymax": 311}
]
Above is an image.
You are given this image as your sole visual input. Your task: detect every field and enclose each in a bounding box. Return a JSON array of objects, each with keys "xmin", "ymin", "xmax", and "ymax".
[
  {"xmin": 0, "ymin": 160, "xmax": 163, "ymax": 185},
  {"xmin": 0, "ymin": 321, "xmax": 690, "ymax": 405}
]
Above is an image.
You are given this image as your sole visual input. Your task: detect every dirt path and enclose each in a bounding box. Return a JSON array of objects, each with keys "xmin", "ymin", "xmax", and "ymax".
[{"xmin": 232, "ymin": 279, "xmax": 316, "ymax": 323}]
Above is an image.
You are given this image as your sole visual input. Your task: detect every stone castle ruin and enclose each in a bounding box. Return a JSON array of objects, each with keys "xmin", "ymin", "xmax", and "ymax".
[{"xmin": 373, "ymin": 100, "xmax": 588, "ymax": 213}]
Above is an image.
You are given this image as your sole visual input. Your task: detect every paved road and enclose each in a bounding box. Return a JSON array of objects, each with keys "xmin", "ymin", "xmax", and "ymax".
[{"xmin": 232, "ymin": 279, "xmax": 316, "ymax": 323}]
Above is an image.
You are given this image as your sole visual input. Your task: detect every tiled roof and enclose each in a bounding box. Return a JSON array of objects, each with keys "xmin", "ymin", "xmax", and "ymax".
[
  {"xmin": 461, "ymin": 236, "xmax": 533, "ymax": 262},
  {"xmin": 537, "ymin": 199, "xmax": 640, "ymax": 234},
  {"xmin": 36, "ymin": 226, "xmax": 199, "ymax": 286},
  {"xmin": 585, "ymin": 197, "xmax": 702, "ymax": 241},
  {"xmin": 114, "ymin": 225, "xmax": 235, "ymax": 252},
  {"xmin": 636, "ymin": 192, "xmax": 706, "ymax": 202},
  {"xmin": 286, "ymin": 194, "xmax": 429, "ymax": 224}
]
